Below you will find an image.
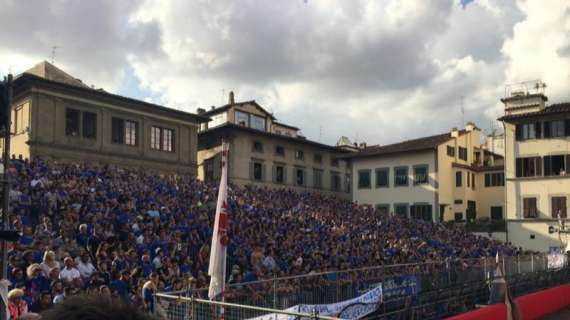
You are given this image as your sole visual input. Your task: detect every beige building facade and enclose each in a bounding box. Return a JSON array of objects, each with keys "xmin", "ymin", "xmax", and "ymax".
[
  {"xmin": 350, "ymin": 123, "xmax": 505, "ymax": 222},
  {"xmin": 3, "ymin": 61, "xmax": 207, "ymax": 174},
  {"xmin": 500, "ymin": 90, "xmax": 570, "ymax": 252},
  {"xmin": 197, "ymin": 93, "xmax": 352, "ymax": 198}
]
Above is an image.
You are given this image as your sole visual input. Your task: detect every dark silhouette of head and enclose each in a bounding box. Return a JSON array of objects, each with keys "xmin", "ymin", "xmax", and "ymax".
[{"xmin": 41, "ymin": 294, "xmax": 157, "ymax": 320}]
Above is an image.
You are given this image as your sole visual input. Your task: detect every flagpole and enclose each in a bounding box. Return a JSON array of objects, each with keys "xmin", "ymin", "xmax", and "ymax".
[
  {"xmin": 208, "ymin": 139, "xmax": 230, "ymax": 319},
  {"xmin": 221, "ymin": 139, "xmax": 227, "ymax": 320}
]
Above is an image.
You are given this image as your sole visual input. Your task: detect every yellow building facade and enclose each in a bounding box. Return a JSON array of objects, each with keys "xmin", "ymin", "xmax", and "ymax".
[
  {"xmin": 197, "ymin": 93, "xmax": 352, "ymax": 198},
  {"xmin": 350, "ymin": 123, "xmax": 505, "ymax": 222},
  {"xmin": 3, "ymin": 61, "xmax": 207, "ymax": 174},
  {"xmin": 500, "ymin": 90, "xmax": 570, "ymax": 252}
]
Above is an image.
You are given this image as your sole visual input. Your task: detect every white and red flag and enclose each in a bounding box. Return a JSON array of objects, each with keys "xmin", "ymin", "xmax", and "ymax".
[{"xmin": 208, "ymin": 141, "xmax": 230, "ymax": 300}]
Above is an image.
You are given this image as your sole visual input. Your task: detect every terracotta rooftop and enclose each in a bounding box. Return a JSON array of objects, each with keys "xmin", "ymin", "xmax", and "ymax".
[
  {"xmin": 498, "ymin": 102, "xmax": 570, "ymax": 122},
  {"xmin": 349, "ymin": 130, "xmax": 466, "ymax": 158}
]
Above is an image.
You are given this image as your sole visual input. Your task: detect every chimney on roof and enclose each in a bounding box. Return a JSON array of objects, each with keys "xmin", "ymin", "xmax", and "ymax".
[
  {"xmin": 501, "ymin": 80, "xmax": 547, "ymax": 116},
  {"xmin": 451, "ymin": 127, "xmax": 459, "ymax": 138},
  {"xmin": 465, "ymin": 122, "xmax": 477, "ymax": 132},
  {"xmin": 197, "ymin": 108, "xmax": 206, "ymax": 114},
  {"xmin": 210, "ymin": 106, "xmax": 215, "ymax": 111},
  {"xmin": 229, "ymin": 91, "xmax": 235, "ymax": 105}
]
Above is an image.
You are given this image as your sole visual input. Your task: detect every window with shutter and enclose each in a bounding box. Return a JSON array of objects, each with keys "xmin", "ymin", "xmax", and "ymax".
[
  {"xmin": 523, "ymin": 197, "xmax": 537, "ymax": 218},
  {"xmin": 491, "ymin": 207, "xmax": 503, "ymax": 220},
  {"xmin": 551, "ymin": 120, "xmax": 565, "ymax": 137},
  {"xmin": 412, "ymin": 204, "xmax": 433, "ymax": 221},
  {"xmin": 394, "ymin": 167, "xmax": 409, "ymax": 186},
  {"xmin": 65, "ymin": 108, "xmax": 80, "ymax": 137},
  {"xmin": 252, "ymin": 162, "xmax": 263, "ymax": 181},
  {"xmin": 552, "ymin": 196, "xmax": 567, "ymax": 218},
  {"xmin": 112, "ymin": 118, "xmax": 124, "ymax": 144},
  {"xmin": 485, "ymin": 173, "xmax": 491, "ymax": 187},
  {"xmin": 82, "ymin": 112, "xmax": 97, "ymax": 139},
  {"xmin": 394, "ymin": 204, "xmax": 408, "ymax": 218},
  {"xmin": 544, "ymin": 155, "xmax": 565, "ymax": 176},
  {"xmin": 535, "ymin": 122, "xmax": 542, "ymax": 138},
  {"xmin": 516, "ymin": 157, "xmax": 539, "ymax": 177},
  {"xmin": 375, "ymin": 168, "xmax": 389, "ymax": 188},
  {"xmin": 125, "ymin": 120, "xmax": 137, "ymax": 146},
  {"xmin": 535, "ymin": 157, "xmax": 541, "ymax": 176},
  {"xmin": 262, "ymin": 163, "xmax": 266, "ymax": 181},
  {"xmin": 447, "ymin": 145, "xmax": 455, "ymax": 157},
  {"xmin": 295, "ymin": 168, "xmax": 305, "ymax": 186},
  {"xmin": 544, "ymin": 121, "xmax": 551, "ymax": 138},
  {"xmin": 331, "ymin": 172, "xmax": 340, "ymax": 191},
  {"xmin": 516, "ymin": 124, "xmax": 523, "ymax": 140},
  {"xmin": 272, "ymin": 165, "xmax": 276, "ymax": 183},
  {"xmin": 376, "ymin": 204, "xmax": 390, "ymax": 215},
  {"xmin": 358, "ymin": 170, "xmax": 371, "ymax": 189},
  {"xmin": 413, "ymin": 165, "xmax": 428, "ymax": 185}
]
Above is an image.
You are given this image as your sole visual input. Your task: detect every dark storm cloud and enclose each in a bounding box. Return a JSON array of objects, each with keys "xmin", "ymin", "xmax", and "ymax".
[
  {"xmin": 0, "ymin": 0, "xmax": 162, "ymax": 88},
  {"xmin": 164, "ymin": 1, "xmax": 453, "ymax": 94},
  {"xmin": 0, "ymin": 0, "xmax": 544, "ymax": 146}
]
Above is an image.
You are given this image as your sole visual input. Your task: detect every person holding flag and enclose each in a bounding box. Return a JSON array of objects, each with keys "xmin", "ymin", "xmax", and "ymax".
[{"xmin": 208, "ymin": 141, "xmax": 230, "ymax": 301}]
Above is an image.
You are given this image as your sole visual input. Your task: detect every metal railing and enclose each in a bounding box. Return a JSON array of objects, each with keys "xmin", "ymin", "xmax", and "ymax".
[
  {"xmin": 155, "ymin": 254, "xmax": 567, "ymax": 319},
  {"xmin": 154, "ymin": 293, "xmax": 339, "ymax": 320}
]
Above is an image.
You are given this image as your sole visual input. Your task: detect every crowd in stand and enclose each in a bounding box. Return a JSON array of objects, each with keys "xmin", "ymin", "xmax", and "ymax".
[{"xmin": 3, "ymin": 157, "xmax": 518, "ymax": 319}]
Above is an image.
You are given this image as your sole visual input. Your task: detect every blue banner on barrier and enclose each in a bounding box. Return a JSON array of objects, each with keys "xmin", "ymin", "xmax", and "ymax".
[
  {"xmin": 250, "ymin": 275, "xmax": 420, "ymax": 320},
  {"xmin": 378, "ymin": 275, "xmax": 421, "ymax": 300},
  {"xmin": 251, "ymin": 285, "xmax": 382, "ymax": 320}
]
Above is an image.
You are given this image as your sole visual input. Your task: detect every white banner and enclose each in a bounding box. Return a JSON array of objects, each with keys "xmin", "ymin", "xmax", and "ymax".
[
  {"xmin": 250, "ymin": 285, "xmax": 382, "ymax": 320},
  {"xmin": 547, "ymin": 253, "xmax": 567, "ymax": 270}
]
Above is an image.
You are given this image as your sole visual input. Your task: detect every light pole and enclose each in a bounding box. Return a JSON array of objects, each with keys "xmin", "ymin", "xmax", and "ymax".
[{"xmin": 0, "ymin": 74, "xmax": 13, "ymax": 320}]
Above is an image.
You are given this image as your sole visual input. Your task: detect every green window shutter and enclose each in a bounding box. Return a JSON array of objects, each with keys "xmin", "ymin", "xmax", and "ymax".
[
  {"xmin": 272, "ymin": 165, "xmax": 277, "ymax": 183},
  {"xmin": 249, "ymin": 161, "xmax": 254, "ymax": 180},
  {"xmin": 262, "ymin": 163, "xmax": 266, "ymax": 182}
]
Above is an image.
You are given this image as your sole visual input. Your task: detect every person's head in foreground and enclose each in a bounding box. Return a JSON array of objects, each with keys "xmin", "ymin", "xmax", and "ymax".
[{"xmin": 40, "ymin": 294, "xmax": 156, "ymax": 320}]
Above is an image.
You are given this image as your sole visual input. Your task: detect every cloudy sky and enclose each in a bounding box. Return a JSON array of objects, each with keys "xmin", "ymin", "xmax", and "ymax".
[{"xmin": 1, "ymin": 0, "xmax": 569, "ymax": 145}]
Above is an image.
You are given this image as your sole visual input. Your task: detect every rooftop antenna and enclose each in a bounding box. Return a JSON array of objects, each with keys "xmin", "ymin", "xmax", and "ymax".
[
  {"xmin": 221, "ymin": 88, "xmax": 225, "ymax": 105},
  {"xmin": 50, "ymin": 46, "xmax": 60, "ymax": 64},
  {"xmin": 318, "ymin": 125, "xmax": 322, "ymax": 142}
]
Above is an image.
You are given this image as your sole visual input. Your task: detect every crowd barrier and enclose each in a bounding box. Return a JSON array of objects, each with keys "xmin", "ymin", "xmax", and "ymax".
[
  {"xmin": 157, "ymin": 254, "xmax": 567, "ymax": 319},
  {"xmin": 447, "ymin": 283, "xmax": 570, "ymax": 320},
  {"xmin": 164, "ymin": 255, "xmax": 549, "ymax": 309}
]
